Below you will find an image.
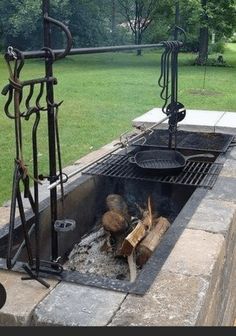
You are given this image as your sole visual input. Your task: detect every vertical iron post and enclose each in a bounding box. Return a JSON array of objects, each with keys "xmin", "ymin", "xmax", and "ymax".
[
  {"xmin": 43, "ymin": 0, "xmax": 58, "ymax": 261},
  {"xmin": 173, "ymin": 0, "xmax": 180, "ymax": 103},
  {"xmin": 168, "ymin": 47, "xmax": 178, "ymax": 149},
  {"xmin": 174, "ymin": 1, "xmax": 180, "ymax": 40}
]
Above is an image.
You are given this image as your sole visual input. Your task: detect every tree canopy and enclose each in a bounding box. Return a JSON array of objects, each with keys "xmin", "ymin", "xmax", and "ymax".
[{"xmin": 0, "ymin": 0, "xmax": 235, "ymax": 55}]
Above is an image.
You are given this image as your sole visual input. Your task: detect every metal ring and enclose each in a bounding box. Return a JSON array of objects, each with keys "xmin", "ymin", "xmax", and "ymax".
[
  {"xmin": 57, "ymin": 173, "xmax": 69, "ymax": 184},
  {"xmin": 41, "ymin": 47, "xmax": 56, "ymax": 62}
]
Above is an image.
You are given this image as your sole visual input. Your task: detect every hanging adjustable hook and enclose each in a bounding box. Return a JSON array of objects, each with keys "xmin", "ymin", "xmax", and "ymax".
[
  {"xmin": 43, "ymin": 14, "xmax": 72, "ymax": 61},
  {"xmin": 158, "ymin": 29, "xmax": 187, "ymax": 150},
  {"xmin": 2, "ymin": 48, "xmax": 25, "ymax": 119},
  {"xmin": 158, "ymin": 41, "xmax": 175, "ymax": 115}
]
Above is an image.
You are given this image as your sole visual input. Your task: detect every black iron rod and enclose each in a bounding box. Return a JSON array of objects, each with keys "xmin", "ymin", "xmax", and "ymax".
[
  {"xmin": 11, "ymin": 224, "xmax": 35, "ymax": 267},
  {"xmin": 32, "ymin": 112, "xmax": 41, "ymax": 274},
  {"xmin": 16, "ymin": 189, "xmax": 34, "ymax": 267},
  {"xmin": 7, "ymin": 167, "xmax": 20, "ymax": 269},
  {"xmin": 174, "ymin": 1, "xmax": 180, "ymax": 40},
  {"xmin": 168, "ymin": 45, "xmax": 179, "ymax": 149},
  {"xmin": 21, "ymin": 77, "xmax": 57, "ymax": 87},
  {"xmin": 13, "ymin": 43, "xmax": 183, "ymax": 60},
  {"xmin": 43, "ymin": 0, "xmax": 58, "ymax": 261}
]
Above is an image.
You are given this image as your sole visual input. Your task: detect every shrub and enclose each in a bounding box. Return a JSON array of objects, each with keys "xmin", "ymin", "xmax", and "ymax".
[
  {"xmin": 229, "ymin": 36, "xmax": 236, "ymax": 43},
  {"xmin": 209, "ymin": 41, "xmax": 226, "ymax": 54}
]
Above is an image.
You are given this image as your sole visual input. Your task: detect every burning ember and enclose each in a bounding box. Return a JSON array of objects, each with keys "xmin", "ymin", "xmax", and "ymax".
[{"xmin": 65, "ymin": 194, "xmax": 170, "ymax": 282}]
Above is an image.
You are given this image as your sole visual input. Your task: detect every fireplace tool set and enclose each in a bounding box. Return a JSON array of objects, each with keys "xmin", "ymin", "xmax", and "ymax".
[{"xmin": 1, "ymin": 0, "xmax": 190, "ymax": 287}]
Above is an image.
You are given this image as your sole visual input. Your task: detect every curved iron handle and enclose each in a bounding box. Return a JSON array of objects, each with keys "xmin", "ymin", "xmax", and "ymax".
[
  {"xmin": 44, "ymin": 14, "xmax": 72, "ymax": 60},
  {"xmin": 4, "ymin": 47, "xmax": 25, "ymax": 79},
  {"xmin": 169, "ymin": 25, "xmax": 187, "ymax": 46},
  {"xmin": 184, "ymin": 153, "xmax": 215, "ymax": 161}
]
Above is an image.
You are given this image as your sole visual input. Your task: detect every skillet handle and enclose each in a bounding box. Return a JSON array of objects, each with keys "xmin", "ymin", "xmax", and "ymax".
[
  {"xmin": 128, "ymin": 156, "xmax": 136, "ymax": 164},
  {"xmin": 185, "ymin": 153, "xmax": 215, "ymax": 161}
]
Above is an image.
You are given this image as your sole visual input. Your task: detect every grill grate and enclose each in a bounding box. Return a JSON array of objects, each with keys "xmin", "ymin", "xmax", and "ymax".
[
  {"xmin": 82, "ymin": 153, "xmax": 223, "ymax": 189},
  {"xmin": 133, "ymin": 130, "xmax": 234, "ymax": 153}
]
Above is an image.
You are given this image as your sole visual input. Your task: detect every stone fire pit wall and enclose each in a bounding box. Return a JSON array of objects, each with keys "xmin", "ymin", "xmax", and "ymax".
[{"xmin": 0, "ymin": 109, "xmax": 236, "ymax": 326}]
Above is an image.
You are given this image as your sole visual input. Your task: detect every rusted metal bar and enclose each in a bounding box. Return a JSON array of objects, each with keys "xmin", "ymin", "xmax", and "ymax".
[
  {"xmin": 10, "ymin": 42, "xmax": 183, "ymax": 60},
  {"xmin": 21, "ymin": 77, "xmax": 57, "ymax": 87}
]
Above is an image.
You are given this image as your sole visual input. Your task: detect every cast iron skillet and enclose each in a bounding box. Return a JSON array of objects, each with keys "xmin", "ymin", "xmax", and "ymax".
[{"xmin": 129, "ymin": 149, "xmax": 215, "ymax": 175}]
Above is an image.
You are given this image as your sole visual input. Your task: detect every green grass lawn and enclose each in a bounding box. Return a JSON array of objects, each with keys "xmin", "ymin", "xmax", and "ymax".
[{"xmin": 0, "ymin": 44, "xmax": 236, "ymax": 205}]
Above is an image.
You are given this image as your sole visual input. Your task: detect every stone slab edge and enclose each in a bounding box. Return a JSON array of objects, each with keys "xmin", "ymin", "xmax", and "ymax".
[{"xmin": 132, "ymin": 109, "xmax": 236, "ymax": 135}]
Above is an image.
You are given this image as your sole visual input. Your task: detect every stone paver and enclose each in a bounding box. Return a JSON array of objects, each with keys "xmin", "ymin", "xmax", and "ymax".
[
  {"xmin": 187, "ymin": 199, "xmax": 236, "ymax": 236},
  {"xmin": 110, "ymin": 271, "xmax": 209, "ymax": 326},
  {"xmin": 161, "ymin": 229, "xmax": 225, "ymax": 278},
  {"xmin": 0, "ymin": 207, "xmax": 21, "ymax": 238},
  {"xmin": 32, "ymin": 282, "xmax": 126, "ymax": 326},
  {"xmin": 132, "ymin": 108, "xmax": 225, "ymax": 132},
  {"xmin": 219, "ymin": 159, "xmax": 236, "ymax": 178},
  {"xmin": 132, "ymin": 108, "xmax": 167, "ymax": 128},
  {"xmin": 0, "ymin": 270, "xmax": 58, "ymax": 326},
  {"xmin": 0, "ymin": 207, "xmax": 14, "ymax": 229},
  {"xmin": 215, "ymin": 112, "xmax": 236, "ymax": 134},
  {"xmin": 205, "ymin": 176, "xmax": 236, "ymax": 204},
  {"xmin": 227, "ymin": 147, "xmax": 236, "ymax": 161}
]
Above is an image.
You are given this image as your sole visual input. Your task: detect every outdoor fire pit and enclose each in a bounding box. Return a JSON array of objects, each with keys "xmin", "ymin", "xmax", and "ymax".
[
  {"xmin": 0, "ymin": 128, "xmax": 231, "ymax": 294},
  {"xmin": 1, "ymin": 0, "xmax": 236, "ymax": 327}
]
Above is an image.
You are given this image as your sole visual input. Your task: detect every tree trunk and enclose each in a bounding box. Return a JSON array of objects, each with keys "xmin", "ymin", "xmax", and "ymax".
[
  {"xmin": 196, "ymin": 0, "xmax": 209, "ymax": 65},
  {"xmin": 134, "ymin": 0, "xmax": 142, "ymax": 56},
  {"xmin": 111, "ymin": 0, "xmax": 116, "ymax": 45},
  {"xmin": 196, "ymin": 26, "xmax": 209, "ymax": 65},
  {"xmin": 136, "ymin": 31, "xmax": 142, "ymax": 56}
]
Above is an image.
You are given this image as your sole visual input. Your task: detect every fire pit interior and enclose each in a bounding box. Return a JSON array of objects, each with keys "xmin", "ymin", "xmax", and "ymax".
[
  {"xmin": 63, "ymin": 179, "xmax": 191, "ymax": 282},
  {"xmin": 0, "ymin": 173, "xmax": 196, "ymax": 294}
]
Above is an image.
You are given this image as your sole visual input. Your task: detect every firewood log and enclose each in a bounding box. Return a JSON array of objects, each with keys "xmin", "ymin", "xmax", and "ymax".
[
  {"xmin": 102, "ymin": 210, "xmax": 128, "ymax": 234},
  {"xmin": 136, "ymin": 217, "xmax": 170, "ymax": 266},
  {"xmin": 119, "ymin": 197, "xmax": 154, "ymax": 256},
  {"xmin": 139, "ymin": 196, "xmax": 153, "ymax": 231},
  {"xmin": 106, "ymin": 194, "xmax": 128, "ymax": 215},
  {"xmin": 127, "ymin": 250, "xmax": 137, "ymax": 282},
  {"xmin": 119, "ymin": 221, "xmax": 146, "ymax": 256}
]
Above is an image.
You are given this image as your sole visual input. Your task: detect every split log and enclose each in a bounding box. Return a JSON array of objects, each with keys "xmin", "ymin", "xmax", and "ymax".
[
  {"xmin": 127, "ymin": 250, "xmax": 137, "ymax": 282},
  {"xmin": 120, "ymin": 221, "xmax": 146, "ymax": 256},
  {"xmin": 119, "ymin": 196, "xmax": 154, "ymax": 256},
  {"xmin": 135, "ymin": 197, "xmax": 157, "ymax": 227},
  {"xmin": 141, "ymin": 199, "xmax": 153, "ymax": 231},
  {"xmin": 136, "ymin": 217, "xmax": 170, "ymax": 266}
]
